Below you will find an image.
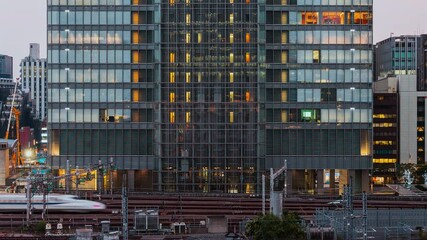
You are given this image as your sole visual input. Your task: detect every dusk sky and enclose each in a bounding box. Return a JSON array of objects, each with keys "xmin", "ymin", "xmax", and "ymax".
[{"xmin": 0, "ymin": 0, "xmax": 426, "ymax": 78}]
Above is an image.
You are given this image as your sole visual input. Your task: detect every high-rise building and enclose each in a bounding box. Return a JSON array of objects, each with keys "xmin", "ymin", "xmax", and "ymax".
[
  {"xmin": 47, "ymin": 0, "xmax": 373, "ymax": 193},
  {"xmin": 0, "ymin": 54, "xmax": 13, "ymax": 79},
  {"xmin": 20, "ymin": 43, "xmax": 48, "ymax": 120}
]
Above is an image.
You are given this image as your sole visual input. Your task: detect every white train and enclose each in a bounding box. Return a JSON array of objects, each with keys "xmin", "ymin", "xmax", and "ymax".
[{"xmin": 0, "ymin": 194, "xmax": 106, "ymax": 212}]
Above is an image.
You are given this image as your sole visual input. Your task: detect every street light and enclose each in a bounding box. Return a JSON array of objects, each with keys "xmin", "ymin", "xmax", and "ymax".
[{"xmin": 23, "ymin": 148, "xmax": 35, "ymax": 165}]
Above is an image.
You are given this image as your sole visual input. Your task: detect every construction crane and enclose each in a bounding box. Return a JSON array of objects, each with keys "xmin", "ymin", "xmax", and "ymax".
[{"xmin": 5, "ymin": 78, "xmax": 22, "ymax": 166}]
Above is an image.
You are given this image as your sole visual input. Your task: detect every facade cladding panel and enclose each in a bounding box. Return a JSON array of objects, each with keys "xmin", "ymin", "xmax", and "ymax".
[{"xmin": 47, "ymin": 0, "xmax": 373, "ymax": 193}]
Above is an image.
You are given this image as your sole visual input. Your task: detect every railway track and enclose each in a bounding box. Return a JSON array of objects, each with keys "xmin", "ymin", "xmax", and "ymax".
[{"xmin": 0, "ymin": 193, "xmax": 426, "ymax": 233}]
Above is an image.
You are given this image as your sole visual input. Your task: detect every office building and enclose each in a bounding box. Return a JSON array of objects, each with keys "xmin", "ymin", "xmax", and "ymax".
[
  {"xmin": 375, "ymin": 35, "xmax": 419, "ymax": 79},
  {"xmin": 372, "ymin": 75, "xmax": 427, "ymax": 184},
  {"xmin": 20, "ymin": 43, "xmax": 48, "ymax": 120},
  {"xmin": 372, "ymin": 77, "xmax": 399, "ymax": 184},
  {"xmin": 47, "ymin": 0, "xmax": 373, "ymax": 193},
  {"xmin": 0, "ymin": 55, "xmax": 13, "ymax": 79},
  {"xmin": 372, "ymin": 34, "xmax": 427, "ymax": 184}
]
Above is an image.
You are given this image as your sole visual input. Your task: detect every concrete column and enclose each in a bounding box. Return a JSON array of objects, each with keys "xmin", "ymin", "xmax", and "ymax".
[
  {"xmin": 127, "ymin": 170, "xmax": 135, "ymax": 191},
  {"xmin": 329, "ymin": 169, "xmax": 336, "ymax": 194},
  {"xmin": 361, "ymin": 170, "xmax": 370, "ymax": 193},
  {"xmin": 305, "ymin": 170, "xmax": 316, "ymax": 192},
  {"xmin": 340, "ymin": 170, "xmax": 350, "ymax": 195},
  {"xmin": 293, "ymin": 170, "xmax": 305, "ymax": 193},
  {"xmin": 316, "ymin": 169, "xmax": 324, "ymax": 194},
  {"xmin": 0, "ymin": 147, "xmax": 9, "ymax": 186},
  {"xmin": 354, "ymin": 170, "xmax": 370, "ymax": 193},
  {"xmin": 286, "ymin": 170, "xmax": 293, "ymax": 195}
]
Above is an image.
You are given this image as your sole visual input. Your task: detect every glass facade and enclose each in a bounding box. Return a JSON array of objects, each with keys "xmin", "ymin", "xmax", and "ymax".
[
  {"xmin": 160, "ymin": 0, "xmax": 259, "ymax": 193},
  {"xmin": 47, "ymin": 0, "xmax": 158, "ymax": 179},
  {"xmin": 48, "ymin": 0, "xmax": 373, "ymax": 193},
  {"xmin": 375, "ymin": 35, "xmax": 419, "ymax": 79},
  {"xmin": 263, "ymin": 0, "xmax": 373, "ymax": 172}
]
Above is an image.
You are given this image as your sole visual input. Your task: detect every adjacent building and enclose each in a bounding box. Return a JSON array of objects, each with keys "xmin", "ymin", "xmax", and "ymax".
[
  {"xmin": 375, "ymin": 35, "xmax": 419, "ymax": 79},
  {"xmin": 0, "ymin": 54, "xmax": 13, "ymax": 79},
  {"xmin": 373, "ymin": 34, "xmax": 427, "ymax": 184},
  {"xmin": 372, "ymin": 77, "xmax": 399, "ymax": 184},
  {"xmin": 20, "ymin": 43, "xmax": 47, "ymax": 120},
  {"xmin": 47, "ymin": 0, "xmax": 373, "ymax": 193}
]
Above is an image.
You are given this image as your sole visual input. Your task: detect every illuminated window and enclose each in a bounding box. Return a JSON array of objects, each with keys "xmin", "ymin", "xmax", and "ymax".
[
  {"xmin": 169, "ymin": 92, "xmax": 175, "ymax": 102},
  {"xmin": 197, "ymin": 72, "xmax": 202, "ymax": 82},
  {"xmin": 245, "ymin": 91, "xmax": 251, "ymax": 102},
  {"xmin": 186, "ymin": 0, "xmax": 190, "ymax": 4},
  {"xmin": 230, "ymin": 0, "xmax": 234, "ymax": 3},
  {"xmin": 245, "ymin": 33, "xmax": 250, "ymax": 43},
  {"xmin": 281, "ymin": 90, "xmax": 287, "ymax": 102},
  {"xmin": 132, "ymin": 51, "xmax": 139, "ymax": 63},
  {"xmin": 230, "ymin": 91, "xmax": 234, "ymax": 102},
  {"xmin": 301, "ymin": 12, "xmax": 318, "ymax": 24},
  {"xmin": 132, "ymin": 31, "xmax": 139, "ymax": 44},
  {"xmin": 169, "ymin": 0, "xmax": 175, "ymax": 5},
  {"xmin": 132, "ymin": 70, "xmax": 139, "ymax": 83},
  {"xmin": 229, "ymin": 112, "xmax": 234, "ymax": 123},
  {"xmin": 313, "ymin": 50, "xmax": 320, "ymax": 63},
  {"xmin": 230, "ymin": 33, "xmax": 234, "ymax": 43},
  {"xmin": 374, "ymin": 141, "xmax": 393, "ymax": 146},
  {"xmin": 230, "ymin": 53, "xmax": 234, "ymax": 63},
  {"xmin": 322, "ymin": 12, "xmax": 345, "ymax": 25},
  {"xmin": 186, "ymin": 112, "xmax": 191, "ymax": 123},
  {"xmin": 230, "ymin": 14, "xmax": 234, "ymax": 24},
  {"xmin": 281, "ymin": 70, "xmax": 288, "ymax": 83},
  {"xmin": 186, "ymin": 72, "xmax": 191, "ymax": 83},
  {"xmin": 169, "ymin": 52, "xmax": 175, "ymax": 63},
  {"xmin": 186, "ymin": 52, "xmax": 191, "ymax": 63},
  {"xmin": 281, "ymin": 51, "xmax": 287, "ymax": 64},
  {"xmin": 373, "ymin": 158, "xmax": 397, "ymax": 164},
  {"xmin": 281, "ymin": 12, "xmax": 288, "ymax": 24},
  {"xmin": 170, "ymin": 112, "xmax": 175, "ymax": 123},
  {"xmin": 281, "ymin": 110, "xmax": 288, "ymax": 123},
  {"xmin": 281, "ymin": 0, "xmax": 287, "ymax": 4},
  {"xmin": 373, "ymin": 123, "xmax": 397, "ymax": 127},
  {"xmin": 132, "ymin": 12, "xmax": 139, "ymax": 24},
  {"xmin": 197, "ymin": 33, "xmax": 202, "ymax": 43},
  {"xmin": 281, "ymin": 32, "xmax": 288, "ymax": 44},
  {"xmin": 246, "ymin": 0, "xmax": 250, "ymax": 3},
  {"xmin": 354, "ymin": 12, "xmax": 371, "ymax": 24},
  {"xmin": 186, "ymin": 91, "xmax": 191, "ymax": 102},
  {"xmin": 186, "ymin": 14, "xmax": 191, "ymax": 25},
  {"xmin": 186, "ymin": 32, "xmax": 191, "ymax": 43},
  {"xmin": 132, "ymin": 89, "xmax": 139, "ymax": 102},
  {"xmin": 245, "ymin": 52, "xmax": 251, "ymax": 63},
  {"xmin": 132, "ymin": 0, "xmax": 139, "ymax": 5},
  {"xmin": 373, "ymin": 114, "xmax": 397, "ymax": 119},
  {"xmin": 230, "ymin": 72, "xmax": 234, "ymax": 83},
  {"xmin": 169, "ymin": 72, "xmax": 175, "ymax": 83}
]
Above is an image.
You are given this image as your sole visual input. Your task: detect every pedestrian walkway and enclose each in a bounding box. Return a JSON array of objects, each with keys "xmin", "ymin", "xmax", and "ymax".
[{"xmin": 386, "ymin": 184, "xmax": 422, "ymax": 196}]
